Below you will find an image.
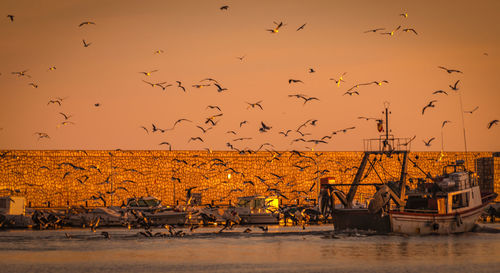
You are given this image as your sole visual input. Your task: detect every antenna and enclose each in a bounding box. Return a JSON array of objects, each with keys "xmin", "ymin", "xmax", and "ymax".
[{"xmin": 458, "ymin": 88, "xmax": 468, "ymax": 168}]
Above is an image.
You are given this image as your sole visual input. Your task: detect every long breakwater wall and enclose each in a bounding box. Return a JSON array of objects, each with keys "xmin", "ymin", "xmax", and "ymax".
[{"xmin": 0, "ymin": 150, "xmax": 493, "ymax": 208}]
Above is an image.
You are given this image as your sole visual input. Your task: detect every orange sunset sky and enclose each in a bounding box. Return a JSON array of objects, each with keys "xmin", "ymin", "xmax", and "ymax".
[{"xmin": 0, "ymin": 0, "xmax": 499, "ymax": 151}]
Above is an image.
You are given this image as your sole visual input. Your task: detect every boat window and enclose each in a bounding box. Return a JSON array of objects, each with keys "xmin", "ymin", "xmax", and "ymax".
[{"xmin": 452, "ymin": 192, "xmax": 469, "ymax": 210}]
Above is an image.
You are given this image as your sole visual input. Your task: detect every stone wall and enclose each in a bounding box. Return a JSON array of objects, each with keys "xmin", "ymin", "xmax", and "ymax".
[{"xmin": 0, "ymin": 150, "xmax": 492, "ymax": 208}]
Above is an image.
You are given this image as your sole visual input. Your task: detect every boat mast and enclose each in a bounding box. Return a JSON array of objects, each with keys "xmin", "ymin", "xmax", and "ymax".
[{"xmin": 458, "ymin": 89, "xmax": 468, "ymax": 169}]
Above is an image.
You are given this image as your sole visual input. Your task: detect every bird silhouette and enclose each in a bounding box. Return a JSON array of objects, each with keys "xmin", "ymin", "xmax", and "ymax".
[
  {"xmin": 139, "ymin": 70, "xmax": 158, "ymax": 76},
  {"xmin": 464, "ymin": 106, "xmax": 478, "ymax": 114},
  {"xmin": 308, "ymin": 68, "xmax": 316, "ymax": 73},
  {"xmin": 7, "ymin": 15, "xmax": 14, "ymax": 22},
  {"xmin": 213, "ymin": 83, "xmax": 227, "ymax": 92},
  {"xmin": 82, "ymin": 39, "xmax": 92, "ymax": 47},
  {"xmin": 288, "ymin": 79, "xmax": 303, "ymax": 84},
  {"xmin": 423, "ymin": 137, "xmax": 435, "ymax": 146},
  {"xmin": 296, "ymin": 23, "xmax": 306, "ymax": 31},
  {"xmin": 487, "ymin": 120, "xmax": 499, "ymax": 129},
  {"xmin": 449, "ymin": 80, "xmax": 460, "ymax": 91},
  {"xmin": 380, "ymin": 25, "xmax": 401, "ymax": 36},
  {"xmin": 441, "ymin": 120, "xmax": 451, "ymax": 128},
  {"xmin": 364, "ymin": 28, "xmax": 385, "ymax": 33},
  {"xmin": 267, "ymin": 21, "xmax": 285, "ymax": 33},
  {"xmin": 220, "ymin": 5, "xmax": 229, "ymax": 10},
  {"xmin": 159, "ymin": 141, "xmax": 171, "ymax": 149},
  {"xmin": 438, "ymin": 66, "xmax": 462, "ymax": 74},
  {"xmin": 330, "ymin": 72, "xmax": 347, "ymax": 87},
  {"xmin": 239, "ymin": 120, "xmax": 248, "ymax": 127},
  {"xmin": 236, "ymin": 55, "xmax": 246, "ymax": 61},
  {"xmin": 400, "ymin": 12, "xmax": 408, "ymax": 18},
  {"xmin": 259, "ymin": 122, "xmax": 272, "ymax": 133},
  {"xmin": 422, "ymin": 100, "xmax": 437, "ymax": 115},
  {"xmin": 402, "ymin": 28, "xmax": 418, "ymax": 35},
  {"xmin": 433, "ymin": 90, "xmax": 448, "ymax": 95},
  {"xmin": 189, "ymin": 137, "xmax": 204, "ymax": 143},
  {"xmin": 246, "ymin": 101, "xmax": 263, "ymax": 110},
  {"xmin": 28, "ymin": 83, "xmax": 38, "ymax": 88},
  {"xmin": 79, "ymin": 21, "xmax": 96, "ymax": 27}
]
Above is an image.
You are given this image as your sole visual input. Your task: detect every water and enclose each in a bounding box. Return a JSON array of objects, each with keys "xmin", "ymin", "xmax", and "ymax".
[{"xmin": 0, "ymin": 224, "xmax": 499, "ymax": 273}]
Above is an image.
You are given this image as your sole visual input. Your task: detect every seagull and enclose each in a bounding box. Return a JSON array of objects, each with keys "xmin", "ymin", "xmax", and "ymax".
[
  {"xmin": 154, "ymin": 49, "xmax": 164, "ymax": 54},
  {"xmin": 220, "ymin": 5, "xmax": 229, "ymax": 10},
  {"xmin": 464, "ymin": 106, "xmax": 478, "ymax": 114},
  {"xmin": 402, "ymin": 28, "xmax": 418, "ymax": 35},
  {"xmin": 82, "ymin": 39, "xmax": 92, "ymax": 47},
  {"xmin": 7, "ymin": 15, "xmax": 14, "ymax": 22},
  {"xmin": 189, "ymin": 137, "xmax": 204, "ymax": 143},
  {"xmin": 246, "ymin": 101, "xmax": 263, "ymax": 110},
  {"xmin": 192, "ymin": 84, "xmax": 211, "ymax": 88},
  {"xmin": 159, "ymin": 142, "xmax": 172, "ymax": 150},
  {"xmin": 330, "ymin": 72, "xmax": 347, "ymax": 87},
  {"xmin": 288, "ymin": 79, "xmax": 303, "ymax": 84},
  {"xmin": 28, "ymin": 83, "xmax": 38, "ymax": 88},
  {"xmin": 239, "ymin": 120, "xmax": 248, "ymax": 127},
  {"xmin": 34, "ymin": 132, "xmax": 50, "ymax": 140},
  {"xmin": 139, "ymin": 70, "xmax": 158, "ymax": 76},
  {"xmin": 422, "ymin": 100, "xmax": 437, "ymax": 115},
  {"xmin": 438, "ymin": 66, "xmax": 462, "ymax": 74},
  {"xmin": 433, "ymin": 90, "xmax": 448, "ymax": 95},
  {"xmin": 343, "ymin": 91, "xmax": 359, "ymax": 96},
  {"xmin": 213, "ymin": 83, "xmax": 227, "ymax": 92},
  {"xmin": 48, "ymin": 66, "xmax": 57, "ymax": 71},
  {"xmin": 59, "ymin": 112, "xmax": 72, "ymax": 120},
  {"xmin": 423, "ymin": 137, "xmax": 435, "ymax": 146},
  {"xmin": 487, "ymin": 120, "xmax": 499, "ymax": 129},
  {"xmin": 140, "ymin": 126, "xmax": 149, "ymax": 134},
  {"xmin": 236, "ymin": 55, "xmax": 246, "ymax": 61},
  {"xmin": 206, "ymin": 105, "xmax": 221, "ymax": 111},
  {"xmin": 381, "ymin": 25, "xmax": 401, "ymax": 36},
  {"xmin": 12, "ymin": 70, "xmax": 30, "ymax": 77},
  {"xmin": 142, "ymin": 80, "xmax": 167, "ymax": 88},
  {"xmin": 441, "ymin": 120, "xmax": 451, "ymax": 128},
  {"xmin": 400, "ymin": 12, "xmax": 408, "ymax": 18},
  {"xmin": 267, "ymin": 21, "xmax": 285, "ymax": 33},
  {"xmin": 47, "ymin": 99, "xmax": 62, "ymax": 106},
  {"xmin": 308, "ymin": 68, "xmax": 315, "ymax": 73},
  {"xmin": 296, "ymin": 23, "xmax": 306, "ymax": 31},
  {"xmin": 78, "ymin": 21, "xmax": 96, "ymax": 27},
  {"xmin": 364, "ymin": 28, "xmax": 385, "ymax": 33},
  {"xmin": 176, "ymin": 81, "xmax": 186, "ymax": 92},
  {"xmin": 449, "ymin": 80, "xmax": 460, "ymax": 91},
  {"xmin": 259, "ymin": 122, "xmax": 272, "ymax": 133},
  {"xmin": 279, "ymin": 130, "xmax": 292, "ymax": 136}
]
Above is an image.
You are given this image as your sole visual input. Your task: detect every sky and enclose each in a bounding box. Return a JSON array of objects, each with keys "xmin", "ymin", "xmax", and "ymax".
[{"xmin": 0, "ymin": 0, "xmax": 499, "ymax": 151}]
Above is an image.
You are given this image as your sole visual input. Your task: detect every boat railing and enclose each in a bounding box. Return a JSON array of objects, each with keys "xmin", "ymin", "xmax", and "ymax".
[
  {"xmin": 363, "ymin": 135, "xmax": 412, "ymax": 152},
  {"xmin": 402, "ymin": 208, "xmax": 439, "ymax": 214}
]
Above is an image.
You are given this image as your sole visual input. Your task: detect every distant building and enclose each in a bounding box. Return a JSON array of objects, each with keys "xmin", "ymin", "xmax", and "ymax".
[{"xmin": 475, "ymin": 154, "xmax": 500, "ymax": 202}]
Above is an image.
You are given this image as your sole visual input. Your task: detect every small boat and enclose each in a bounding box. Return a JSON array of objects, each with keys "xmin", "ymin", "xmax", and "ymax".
[
  {"xmin": 389, "ymin": 160, "xmax": 497, "ymax": 235},
  {"xmin": 227, "ymin": 196, "xmax": 279, "ymax": 224},
  {"xmin": 125, "ymin": 196, "xmax": 187, "ymax": 226}
]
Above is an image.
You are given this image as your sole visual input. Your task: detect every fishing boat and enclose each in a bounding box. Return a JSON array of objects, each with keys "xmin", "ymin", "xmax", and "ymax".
[
  {"xmin": 320, "ymin": 103, "xmax": 497, "ymax": 235},
  {"xmin": 388, "ymin": 160, "xmax": 497, "ymax": 235},
  {"xmin": 227, "ymin": 195, "xmax": 280, "ymax": 224},
  {"xmin": 125, "ymin": 196, "xmax": 187, "ymax": 225}
]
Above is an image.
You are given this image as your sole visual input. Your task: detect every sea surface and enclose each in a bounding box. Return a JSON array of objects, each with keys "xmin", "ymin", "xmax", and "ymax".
[{"xmin": 0, "ymin": 224, "xmax": 499, "ymax": 273}]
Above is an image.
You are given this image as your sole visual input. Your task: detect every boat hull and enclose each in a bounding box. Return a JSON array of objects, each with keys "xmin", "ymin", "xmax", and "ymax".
[{"xmin": 390, "ymin": 204, "xmax": 486, "ymax": 235}]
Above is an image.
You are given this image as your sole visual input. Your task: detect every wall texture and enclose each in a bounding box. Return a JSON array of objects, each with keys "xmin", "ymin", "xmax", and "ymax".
[{"xmin": 0, "ymin": 150, "xmax": 493, "ymax": 208}]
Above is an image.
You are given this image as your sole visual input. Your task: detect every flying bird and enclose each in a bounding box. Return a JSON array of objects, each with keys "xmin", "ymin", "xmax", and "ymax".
[
  {"xmin": 82, "ymin": 39, "xmax": 92, "ymax": 47},
  {"xmin": 28, "ymin": 83, "xmax": 38, "ymax": 88},
  {"xmin": 464, "ymin": 106, "xmax": 478, "ymax": 114},
  {"xmin": 59, "ymin": 112, "xmax": 72, "ymax": 120},
  {"xmin": 7, "ymin": 15, "xmax": 14, "ymax": 22},
  {"xmin": 246, "ymin": 101, "xmax": 264, "ymax": 110},
  {"xmin": 438, "ymin": 66, "xmax": 462, "ymax": 74},
  {"xmin": 78, "ymin": 21, "xmax": 96, "ymax": 27},
  {"xmin": 296, "ymin": 23, "xmax": 306, "ymax": 31},
  {"xmin": 189, "ymin": 137, "xmax": 204, "ymax": 143},
  {"xmin": 441, "ymin": 120, "xmax": 451, "ymax": 128},
  {"xmin": 449, "ymin": 80, "xmax": 460, "ymax": 91},
  {"xmin": 213, "ymin": 83, "xmax": 227, "ymax": 92},
  {"xmin": 308, "ymin": 68, "xmax": 316, "ymax": 73},
  {"xmin": 206, "ymin": 105, "xmax": 221, "ymax": 111},
  {"xmin": 236, "ymin": 55, "xmax": 246, "ymax": 61},
  {"xmin": 12, "ymin": 70, "xmax": 30, "ymax": 77},
  {"xmin": 423, "ymin": 137, "xmax": 435, "ymax": 146},
  {"xmin": 330, "ymin": 72, "xmax": 347, "ymax": 87},
  {"xmin": 433, "ymin": 90, "xmax": 448, "ymax": 95},
  {"xmin": 267, "ymin": 21, "xmax": 285, "ymax": 33},
  {"xmin": 220, "ymin": 5, "xmax": 229, "ymax": 10},
  {"xmin": 422, "ymin": 100, "xmax": 437, "ymax": 115},
  {"xmin": 487, "ymin": 120, "xmax": 499, "ymax": 129},
  {"xmin": 402, "ymin": 28, "xmax": 418, "ymax": 35},
  {"xmin": 176, "ymin": 81, "xmax": 186, "ymax": 92},
  {"xmin": 154, "ymin": 49, "xmax": 164, "ymax": 54},
  {"xmin": 380, "ymin": 25, "xmax": 401, "ymax": 36},
  {"xmin": 343, "ymin": 91, "xmax": 359, "ymax": 96},
  {"xmin": 364, "ymin": 28, "xmax": 385, "ymax": 33},
  {"xmin": 139, "ymin": 70, "xmax": 158, "ymax": 76},
  {"xmin": 288, "ymin": 79, "xmax": 303, "ymax": 84},
  {"xmin": 259, "ymin": 122, "xmax": 272, "ymax": 133}
]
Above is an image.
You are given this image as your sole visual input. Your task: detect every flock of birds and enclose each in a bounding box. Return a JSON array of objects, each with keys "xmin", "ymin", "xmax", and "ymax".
[{"xmin": 2, "ymin": 6, "xmax": 497, "ymax": 151}]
